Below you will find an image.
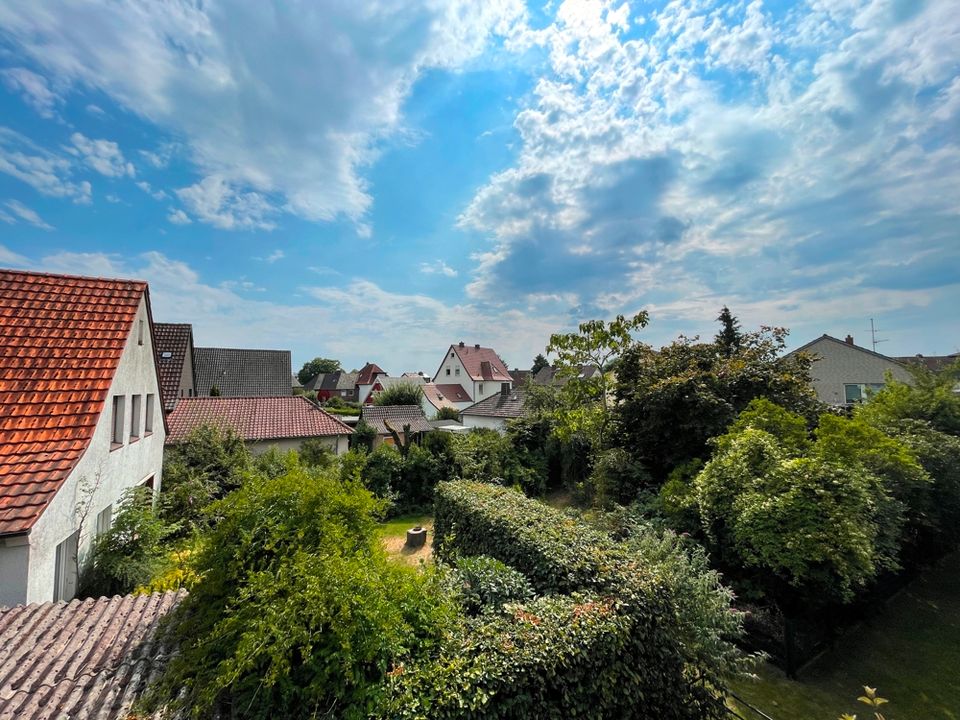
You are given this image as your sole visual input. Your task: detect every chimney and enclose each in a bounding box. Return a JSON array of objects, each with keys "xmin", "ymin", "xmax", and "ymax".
[
  {"xmin": 501, "ymin": 382, "xmax": 510, "ymax": 396},
  {"xmin": 475, "ymin": 343, "xmax": 480, "ymax": 349},
  {"xmin": 458, "ymin": 341, "xmax": 465, "ymax": 348},
  {"xmin": 844, "ymin": 335, "xmax": 854, "ymax": 345}
]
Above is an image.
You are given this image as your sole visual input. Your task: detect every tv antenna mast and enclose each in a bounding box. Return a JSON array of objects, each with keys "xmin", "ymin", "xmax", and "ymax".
[{"xmin": 870, "ymin": 318, "xmax": 888, "ymax": 353}]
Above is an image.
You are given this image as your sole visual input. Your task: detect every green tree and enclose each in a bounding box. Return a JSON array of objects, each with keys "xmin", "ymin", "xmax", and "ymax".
[
  {"xmin": 373, "ymin": 383, "xmax": 424, "ymax": 407},
  {"xmin": 434, "ymin": 406, "xmax": 461, "ymax": 421},
  {"xmin": 297, "ymin": 357, "xmax": 341, "ymax": 385},
  {"xmin": 714, "ymin": 306, "xmax": 743, "ymax": 357},
  {"xmin": 531, "ymin": 353, "xmax": 549, "ymax": 374},
  {"xmin": 352, "ymin": 418, "xmax": 377, "ymax": 452},
  {"xmin": 209, "ymin": 384, "xmax": 221, "ymax": 396},
  {"xmin": 856, "ymin": 360, "xmax": 960, "ymax": 436}
]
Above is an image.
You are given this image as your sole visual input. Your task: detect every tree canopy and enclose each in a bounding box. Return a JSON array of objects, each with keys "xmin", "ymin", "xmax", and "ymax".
[
  {"xmin": 297, "ymin": 357, "xmax": 341, "ymax": 385},
  {"xmin": 373, "ymin": 382, "xmax": 424, "ymax": 407}
]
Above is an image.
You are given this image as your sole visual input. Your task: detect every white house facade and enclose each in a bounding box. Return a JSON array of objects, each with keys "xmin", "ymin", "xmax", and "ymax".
[{"xmin": 432, "ymin": 342, "xmax": 513, "ymax": 405}]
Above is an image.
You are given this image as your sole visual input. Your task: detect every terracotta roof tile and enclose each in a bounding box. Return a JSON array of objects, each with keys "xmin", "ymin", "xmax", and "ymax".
[
  {"xmin": 423, "ymin": 383, "xmax": 471, "ymax": 410},
  {"xmin": 444, "ymin": 344, "xmax": 511, "ymax": 382},
  {"xmin": 356, "ymin": 362, "xmax": 386, "ymax": 386},
  {"xmin": 154, "ymin": 323, "xmax": 194, "ymax": 412},
  {"xmin": 166, "ymin": 396, "xmax": 353, "ymax": 443},
  {"xmin": 0, "ymin": 269, "xmax": 146, "ymax": 536},
  {"xmin": 0, "ymin": 591, "xmax": 184, "ymax": 718}
]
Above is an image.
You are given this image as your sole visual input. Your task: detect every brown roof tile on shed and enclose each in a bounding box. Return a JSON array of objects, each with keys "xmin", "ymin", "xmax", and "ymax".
[
  {"xmin": 360, "ymin": 405, "xmax": 433, "ymax": 435},
  {"xmin": 0, "ymin": 269, "xmax": 150, "ymax": 536},
  {"xmin": 462, "ymin": 388, "xmax": 527, "ymax": 419},
  {"xmin": 154, "ymin": 322, "xmax": 194, "ymax": 411},
  {"xmin": 166, "ymin": 396, "xmax": 353, "ymax": 444},
  {"xmin": 0, "ymin": 590, "xmax": 184, "ymax": 719}
]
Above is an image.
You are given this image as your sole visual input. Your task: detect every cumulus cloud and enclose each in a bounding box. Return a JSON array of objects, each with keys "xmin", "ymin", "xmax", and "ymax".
[
  {"xmin": 167, "ymin": 208, "xmax": 191, "ymax": 225},
  {"xmin": 67, "ymin": 132, "xmax": 135, "ymax": 177},
  {"xmin": 419, "ymin": 260, "xmax": 458, "ymax": 277},
  {"xmin": 135, "ymin": 180, "xmax": 167, "ymax": 200},
  {"xmin": 4, "ymin": 199, "xmax": 54, "ymax": 230},
  {"xmin": 0, "ymin": 127, "xmax": 91, "ymax": 203},
  {"xmin": 0, "ymin": 0, "xmax": 527, "ymax": 231},
  {"xmin": 462, "ymin": 0, "xmax": 960, "ymax": 327},
  {"xmin": 0, "ymin": 67, "xmax": 60, "ymax": 118}
]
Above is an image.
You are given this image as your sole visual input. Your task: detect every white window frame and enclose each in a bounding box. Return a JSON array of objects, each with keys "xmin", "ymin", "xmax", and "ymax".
[
  {"xmin": 96, "ymin": 504, "xmax": 113, "ymax": 537},
  {"xmin": 130, "ymin": 394, "xmax": 141, "ymax": 439},
  {"xmin": 145, "ymin": 394, "xmax": 155, "ymax": 433},
  {"xmin": 53, "ymin": 531, "xmax": 79, "ymax": 602},
  {"xmin": 111, "ymin": 395, "xmax": 125, "ymax": 446}
]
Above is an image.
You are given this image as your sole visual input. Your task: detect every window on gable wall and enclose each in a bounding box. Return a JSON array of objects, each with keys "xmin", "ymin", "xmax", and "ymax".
[
  {"xmin": 138, "ymin": 319, "xmax": 144, "ymax": 346},
  {"xmin": 844, "ymin": 383, "xmax": 885, "ymax": 404},
  {"xmin": 446, "ymin": 368, "xmax": 451, "ymax": 376},
  {"xmin": 111, "ymin": 396, "xmax": 125, "ymax": 446},
  {"xmin": 130, "ymin": 394, "xmax": 141, "ymax": 439},
  {"xmin": 145, "ymin": 394, "xmax": 155, "ymax": 433}
]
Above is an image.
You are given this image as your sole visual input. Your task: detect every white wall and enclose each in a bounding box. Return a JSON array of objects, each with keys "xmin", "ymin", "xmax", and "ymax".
[
  {"xmin": 246, "ymin": 434, "xmax": 349, "ymax": 456},
  {"xmin": 0, "ymin": 296, "xmax": 166, "ymax": 607},
  {"xmin": 460, "ymin": 414, "xmax": 508, "ymax": 432},
  {"xmin": 802, "ymin": 338, "xmax": 913, "ymax": 406},
  {"xmin": 433, "ymin": 347, "xmax": 511, "ymax": 404}
]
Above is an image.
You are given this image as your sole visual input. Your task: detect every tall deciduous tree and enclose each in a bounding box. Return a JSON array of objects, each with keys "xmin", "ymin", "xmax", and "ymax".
[{"xmin": 297, "ymin": 357, "xmax": 341, "ymax": 385}]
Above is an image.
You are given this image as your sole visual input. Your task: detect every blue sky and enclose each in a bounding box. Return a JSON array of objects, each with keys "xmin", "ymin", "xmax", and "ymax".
[{"xmin": 0, "ymin": 0, "xmax": 957, "ymax": 373}]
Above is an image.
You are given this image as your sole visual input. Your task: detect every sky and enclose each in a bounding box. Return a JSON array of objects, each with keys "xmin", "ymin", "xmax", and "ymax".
[{"xmin": 0, "ymin": 0, "xmax": 957, "ymax": 374}]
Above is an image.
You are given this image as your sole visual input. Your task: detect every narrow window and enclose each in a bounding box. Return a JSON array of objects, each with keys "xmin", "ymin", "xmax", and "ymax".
[
  {"xmin": 96, "ymin": 505, "xmax": 113, "ymax": 536},
  {"xmin": 478, "ymin": 383, "xmax": 484, "ymax": 395},
  {"xmin": 138, "ymin": 319, "xmax": 144, "ymax": 345},
  {"xmin": 455, "ymin": 368, "xmax": 460, "ymax": 376},
  {"xmin": 53, "ymin": 531, "xmax": 79, "ymax": 602},
  {"xmin": 130, "ymin": 394, "xmax": 141, "ymax": 439},
  {"xmin": 111, "ymin": 396, "xmax": 125, "ymax": 446},
  {"xmin": 446, "ymin": 368, "xmax": 451, "ymax": 376},
  {"xmin": 144, "ymin": 394, "xmax": 155, "ymax": 433}
]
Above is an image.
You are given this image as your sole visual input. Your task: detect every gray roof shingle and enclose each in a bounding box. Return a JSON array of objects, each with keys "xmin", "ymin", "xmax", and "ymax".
[
  {"xmin": 360, "ymin": 405, "xmax": 432, "ymax": 435},
  {"xmin": 462, "ymin": 388, "xmax": 527, "ymax": 419},
  {"xmin": 194, "ymin": 347, "xmax": 292, "ymax": 397}
]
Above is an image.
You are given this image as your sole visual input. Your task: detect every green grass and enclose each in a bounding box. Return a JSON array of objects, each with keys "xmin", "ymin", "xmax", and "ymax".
[
  {"xmin": 379, "ymin": 514, "xmax": 433, "ymax": 540},
  {"xmin": 730, "ymin": 552, "xmax": 960, "ymax": 719}
]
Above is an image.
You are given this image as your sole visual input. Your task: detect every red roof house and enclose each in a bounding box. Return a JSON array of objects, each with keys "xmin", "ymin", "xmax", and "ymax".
[
  {"xmin": 432, "ymin": 342, "xmax": 512, "ymax": 406},
  {"xmin": 0, "ymin": 269, "xmax": 166, "ymax": 607}
]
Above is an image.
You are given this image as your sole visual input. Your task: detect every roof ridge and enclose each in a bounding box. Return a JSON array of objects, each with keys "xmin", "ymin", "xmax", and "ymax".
[{"xmin": 0, "ymin": 267, "xmax": 148, "ymax": 286}]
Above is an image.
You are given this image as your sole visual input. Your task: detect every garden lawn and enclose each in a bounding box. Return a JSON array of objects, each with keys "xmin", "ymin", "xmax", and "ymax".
[
  {"xmin": 380, "ymin": 514, "xmax": 433, "ymax": 565},
  {"xmin": 730, "ymin": 552, "xmax": 960, "ymax": 719}
]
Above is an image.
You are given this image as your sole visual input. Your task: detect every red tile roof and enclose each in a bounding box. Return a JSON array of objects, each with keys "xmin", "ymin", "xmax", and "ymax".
[
  {"xmin": 0, "ymin": 269, "xmax": 148, "ymax": 536},
  {"xmin": 448, "ymin": 344, "xmax": 511, "ymax": 382},
  {"xmin": 426, "ymin": 383, "xmax": 472, "ymax": 407},
  {"xmin": 356, "ymin": 362, "xmax": 386, "ymax": 386},
  {"xmin": 166, "ymin": 396, "xmax": 353, "ymax": 443},
  {"xmin": 0, "ymin": 591, "xmax": 184, "ymax": 718},
  {"xmin": 154, "ymin": 322, "xmax": 193, "ymax": 412}
]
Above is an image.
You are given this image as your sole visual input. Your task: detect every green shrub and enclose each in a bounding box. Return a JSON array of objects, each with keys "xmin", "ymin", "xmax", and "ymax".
[
  {"xmin": 374, "ymin": 383, "xmax": 424, "ymax": 407},
  {"xmin": 449, "ymin": 555, "xmax": 534, "ymax": 615},
  {"xmin": 434, "ymin": 406, "xmax": 461, "ymax": 421},
  {"xmin": 362, "ymin": 443, "xmax": 403, "ymax": 502},
  {"xmin": 299, "ymin": 437, "xmax": 336, "ymax": 468},
  {"xmin": 587, "ymin": 447, "xmax": 651, "ymax": 507},
  {"xmin": 147, "ymin": 466, "xmax": 456, "ymax": 719}
]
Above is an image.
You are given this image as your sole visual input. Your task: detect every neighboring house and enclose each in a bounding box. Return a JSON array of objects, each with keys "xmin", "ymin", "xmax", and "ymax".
[
  {"xmin": 433, "ymin": 342, "xmax": 512, "ymax": 404},
  {"xmin": 292, "ymin": 373, "xmax": 303, "ymax": 392},
  {"xmin": 194, "ymin": 347, "xmax": 293, "ymax": 397},
  {"xmin": 166, "ymin": 396, "xmax": 352, "ymax": 455},
  {"xmin": 301, "ymin": 372, "xmax": 326, "ymax": 393},
  {"xmin": 153, "ymin": 322, "xmax": 197, "ymax": 413},
  {"xmin": 318, "ymin": 370, "xmax": 359, "ymax": 402},
  {"xmin": 356, "ymin": 362, "xmax": 388, "ymax": 405},
  {"xmin": 0, "ymin": 269, "xmax": 166, "ymax": 607},
  {"xmin": 360, "ymin": 405, "xmax": 432, "ymax": 448},
  {"xmin": 0, "ymin": 590, "xmax": 184, "ymax": 718},
  {"xmin": 461, "ymin": 385, "xmax": 527, "ymax": 432},
  {"xmin": 532, "ymin": 364, "xmax": 601, "ymax": 386},
  {"xmin": 421, "ymin": 383, "xmax": 473, "ymax": 418},
  {"xmin": 788, "ymin": 334, "xmax": 914, "ymax": 406},
  {"xmin": 509, "ymin": 368, "xmax": 532, "ymax": 386},
  {"xmin": 895, "ymin": 353, "xmax": 960, "ymax": 373}
]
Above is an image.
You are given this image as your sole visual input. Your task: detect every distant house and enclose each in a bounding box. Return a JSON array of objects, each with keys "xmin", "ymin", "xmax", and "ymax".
[
  {"xmin": 0, "ymin": 269, "xmax": 165, "ymax": 607},
  {"xmin": 356, "ymin": 362, "xmax": 388, "ymax": 405},
  {"xmin": 895, "ymin": 353, "xmax": 960, "ymax": 373},
  {"xmin": 433, "ymin": 342, "xmax": 512, "ymax": 405},
  {"xmin": 154, "ymin": 322, "xmax": 197, "ymax": 412},
  {"xmin": 317, "ymin": 370, "xmax": 359, "ymax": 402},
  {"xmin": 166, "ymin": 396, "xmax": 352, "ymax": 455},
  {"xmin": 301, "ymin": 372, "xmax": 326, "ymax": 393},
  {"xmin": 194, "ymin": 347, "xmax": 293, "ymax": 397},
  {"xmin": 509, "ymin": 368, "xmax": 532, "ymax": 386},
  {"xmin": 461, "ymin": 386, "xmax": 527, "ymax": 432},
  {"xmin": 291, "ymin": 373, "xmax": 303, "ymax": 392},
  {"xmin": 788, "ymin": 334, "xmax": 913, "ymax": 406},
  {"xmin": 421, "ymin": 383, "xmax": 473, "ymax": 419},
  {"xmin": 0, "ymin": 590, "xmax": 184, "ymax": 718},
  {"xmin": 360, "ymin": 405, "xmax": 432, "ymax": 448},
  {"xmin": 533, "ymin": 364, "xmax": 601, "ymax": 386}
]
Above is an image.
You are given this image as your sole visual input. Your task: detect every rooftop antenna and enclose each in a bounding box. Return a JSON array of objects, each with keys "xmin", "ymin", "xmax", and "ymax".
[{"xmin": 870, "ymin": 318, "xmax": 888, "ymax": 353}]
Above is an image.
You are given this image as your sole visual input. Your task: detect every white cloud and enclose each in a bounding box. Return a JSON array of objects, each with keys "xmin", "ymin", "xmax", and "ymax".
[
  {"xmin": 0, "ymin": 244, "xmax": 29, "ymax": 265},
  {"xmin": 67, "ymin": 132, "xmax": 135, "ymax": 178},
  {"xmin": 266, "ymin": 250, "xmax": 284, "ymax": 264},
  {"xmin": 419, "ymin": 260, "xmax": 458, "ymax": 277},
  {"xmin": 136, "ymin": 180, "xmax": 168, "ymax": 200},
  {"xmin": 167, "ymin": 208, "xmax": 191, "ymax": 225},
  {"xmin": 4, "ymin": 199, "xmax": 54, "ymax": 230},
  {"xmin": 105, "ymin": 193, "xmax": 121, "ymax": 203},
  {"xmin": 85, "ymin": 103, "xmax": 105, "ymax": 116},
  {"xmin": 0, "ymin": 127, "xmax": 91, "ymax": 203},
  {"xmin": 0, "ymin": 210, "xmax": 14, "ymax": 225},
  {"xmin": 0, "ymin": 0, "xmax": 527, "ymax": 230},
  {"xmin": 176, "ymin": 175, "xmax": 275, "ymax": 231},
  {"xmin": 0, "ymin": 67, "xmax": 60, "ymax": 118}
]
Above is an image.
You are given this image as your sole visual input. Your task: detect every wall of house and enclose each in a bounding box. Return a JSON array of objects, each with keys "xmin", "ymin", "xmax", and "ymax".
[
  {"xmin": 19, "ymin": 296, "xmax": 165, "ymax": 606},
  {"xmin": 246, "ymin": 434, "xmax": 349, "ymax": 456},
  {"xmin": 804, "ymin": 338, "xmax": 913, "ymax": 405},
  {"xmin": 434, "ymin": 349, "xmax": 469, "ymax": 388},
  {"xmin": 179, "ymin": 340, "xmax": 195, "ymax": 398},
  {"xmin": 461, "ymin": 414, "xmax": 508, "ymax": 432}
]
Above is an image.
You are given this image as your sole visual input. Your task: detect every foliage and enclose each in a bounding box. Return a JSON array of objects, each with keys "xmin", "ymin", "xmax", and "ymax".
[
  {"xmin": 299, "ymin": 437, "xmax": 336, "ymax": 469},
  {"xmin": 209, "ymin": 384, "xmax": 221, "ymax": 396},
  {"xmin": 450, "ymin": 428, "xmax": 545, "ymax": 495},
  {"xmin": 148, "ymin": 466, "xmax": 456, "ymax": 719},
  {"xmin": 159, "ymin": 424, "xmax": 251, "ymax": 533},
  {"xmin": 81, "ymin": 486, "xmax": 179, "ymax": 597},
  {"xmin": 615, "ymin": 322, "xmax": 822, "ymax": 480},
  {"xmin": 715, "ymin": 306, "xmax": 743, "ymax": 357},
  {"xmin": 531, "ymin": 352, "xmax": 549, "ymax": 375},
  {"xmin": 137, "ymin": 538, "xmax": 204, "ymax": 593},
  {"xmin": 352, "ymin": 418, "xmax": 377, "ymax": 451},
  {"xmin": 297, "ymin": 356, "xmax": 341, "ymax": 385},
  {"xmin": 856, "ymin": 361, "xmax": 960, "ymax": 436},
  {"xmin": 448, "ymin": 555, "xmax": 534, "ymax": 615},
  {"xmin": 587, "ymin": 446, "xmax": 652, "ymax": 507},
  {"xmin": 362, "ymin": 444, "xmax": 404, "ymax": 500},
  {"xmin": 434, "ymin": 406, "xmax": 461, "ymax": 421},
  {"xmin": 374, "ymin": 383, "xmax": 424, "ymax": 407},
  {"xmin": 717, "ymin": 397, "xmax": 812, "ymax": 456}
]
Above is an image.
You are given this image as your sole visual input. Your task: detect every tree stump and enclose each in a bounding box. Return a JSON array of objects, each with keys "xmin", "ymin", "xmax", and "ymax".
[{"xmin": 405, "ymin": 526, "xmax": 427, "ymax": 549}]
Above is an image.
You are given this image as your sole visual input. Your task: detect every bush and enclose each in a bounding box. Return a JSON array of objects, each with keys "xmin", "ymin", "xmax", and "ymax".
[
  {"xmin": 448, "ymin": 555, "xmax": 534, "ymax": 615},
  {"xmin": 434, "ymin": 406, "xmax": 461, "ymax": 421},
  {"xmin": 587, "ymin": 447, "xmax": 652, "ymax": 507},
  {"xmin": 450, "ymin": 429, "xmax": 545, "ymax": 495},
  {"xmin": 361, "ymin": 444, "xmax": 403, "ymax": 502},
  {"xmin": 147, "ymin": 466, "xmax": 456, "ymax": 719},
  {"xmin": 374, "ymin": 383, "xmax": 424, "ymax": 407},
  {"xmin": 299, "ymin": 437, "xmax": 335, "ymax": 469}
]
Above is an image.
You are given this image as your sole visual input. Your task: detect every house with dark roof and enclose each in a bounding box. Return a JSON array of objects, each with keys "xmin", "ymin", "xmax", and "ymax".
[
  {"xmin": 787, "ymin": 334, "xmax": 914, "ymax": 406},
  {"xmin": 0, "ymin": 269, "xmax": 166, "ymax": 607},
  {"xmin": 317, "ymin": 370, "xmax": 358, "ymax": 402},
  {"xmin": 461, "ymin": 386, "xmax": 527, "ymax": 432},
  {"xmin": 533, "ymin": 364, "xmax": 601, "ymax": 386},
  {"xmin": 154, "ymin": 322, "xmax": 196, "ymax": 412},
  {"xmin": 360, "ymin": 405, "xmax": 432, "ymax": 448},
  {"xmin": 509, "ymin": 368, "xmax": 532, "ymax": 386},
  {"xmin": 432, "ymin": 342, "xmax": 512, "ymax": 406},
  {"xmin": 166, "ymin": 396, "xmax": 353, "ymax": 455},
  {"xmin": 194, "ymin": 347, "xmax": 293, "ymax": 397},
  {"xmin": 0, "ymin": 590, "xmax": 183, "ymax": 718},
  {"xmin": 356, "ymin": 362, "xmax": 388, "ymax": 405}
]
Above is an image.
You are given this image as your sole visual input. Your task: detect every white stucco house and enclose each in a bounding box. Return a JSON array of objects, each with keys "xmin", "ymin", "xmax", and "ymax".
[
  {"xmin": 165, "ymin": 396, "xmax": 353, "ymax": 455},
  {"xmin": 432, "ymin": 342, "xmax": 512, "ymax": 405},
  {"xmin": 0, "ymin": 269, "xmax": 166, "ymax": 608},
  {"xmin": 788, "ymin": 334, "xmax": 914, "ymax": 406}
]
